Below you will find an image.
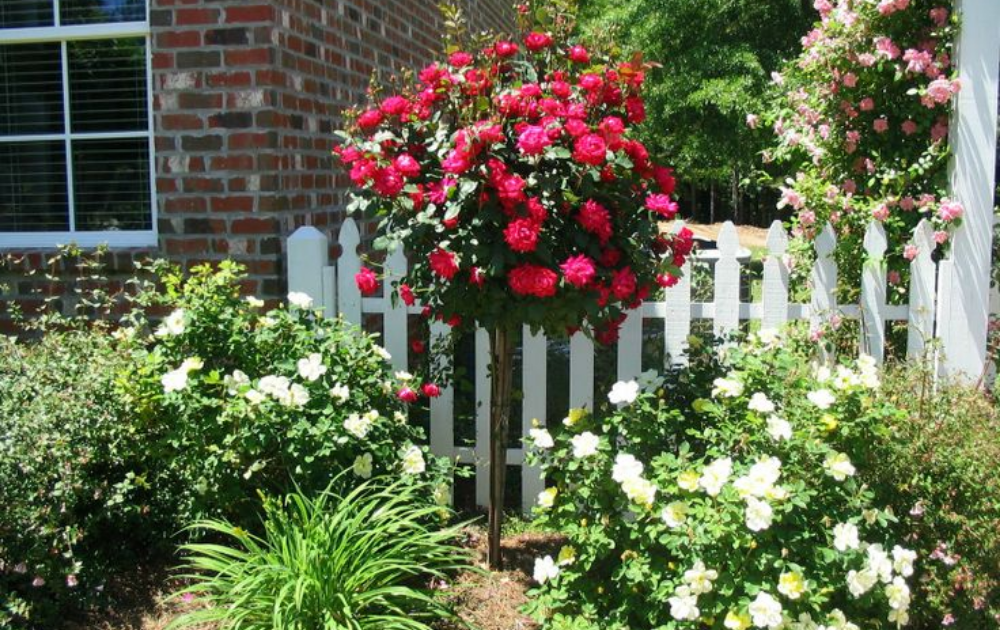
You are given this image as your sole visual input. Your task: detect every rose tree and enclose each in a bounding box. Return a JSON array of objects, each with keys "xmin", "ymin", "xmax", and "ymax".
[{"xmin": 335, "ymin": 29, "xmax": 693, "ymax": 567}]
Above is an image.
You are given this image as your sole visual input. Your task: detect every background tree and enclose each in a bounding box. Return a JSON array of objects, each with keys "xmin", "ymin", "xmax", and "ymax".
[{"xmin": 577, "ymin": 0, "xmax": 815, "ymax": 225}]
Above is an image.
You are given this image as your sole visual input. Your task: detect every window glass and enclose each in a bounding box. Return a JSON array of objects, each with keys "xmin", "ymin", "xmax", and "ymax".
[
  {"xmin": 61, "ymin": 0, "xmax": 146, "ymax": 25},
  {"xmin": 72, "ymin": 137, "xmax": 151, "ymax": 231},
  {"xmin": 0, "ymin": 42, "xmax": 64, "ymax": 135},
  {"xmin": 0, "ymin": 141, "xmax": 69, "ymax": 232},
  {"xmin": 69, "ymin": 37, "xmax": 147, "ymax": 132},
  {"xmin": 0, "ymin": 1, "xmax": 54, "ymax": 29}
]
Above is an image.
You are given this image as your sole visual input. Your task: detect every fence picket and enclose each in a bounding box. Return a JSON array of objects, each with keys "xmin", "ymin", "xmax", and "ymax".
[
  {"xmin": 714, "ymin": 222, "xmax": 741, "ymax": 337},
  {"xmin": 618, "ymin": 308, "xmax": 643, "ymax": 380},
  {"xmin": 907, "ymin": 220, "xmax": 936, "ymax": 358},
  {"xmin": 810, "ymin": 224, "xmax": 838, "ymax": 334},
  {"xmin": 521, "ymin": 328, "xmax": 547, "ymax": 512},
  {"xmin": 286, "ymin": 226, "xmax": 329, "ymax": 307},
  {"xmin": 428, "ymin": 322, "xmax": 454, "ymax": 464},
  {"xmin": 569, "ymin": 331, "xmax": 595, "ymax": 411},
  {"xmin": 336, "ymin": 218, "xmax": 362, "ymax": 326},
  {"xmin": 762, "ymin": 221, "xmax": 790, "ymax": 331},
  {"xmin": 861, "ymin": 221, "xmax": 888, "ymax": 363},
  {"xmin": 383, "ymin": 248, "xmax": 409, "ymax": 372},
  {"xmin": 665, "ymin": 259, "xmax": 692, "ymax": 365}
]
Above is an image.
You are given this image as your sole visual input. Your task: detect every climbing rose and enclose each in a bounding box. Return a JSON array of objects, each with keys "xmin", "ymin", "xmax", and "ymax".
[
  {"xmin": 568, "ymin": 45, "xmax": 590, "ymax": 63},
  {"xmin": 645, "ymin": 193, "xmax": 679, "ymax": 218},
  {"xmin": 518, "ymin": 125, "xmax": 553, "ymax": 155},
  {"xmin": 429, "ymin": 248, "xmax": 459, "ymax": 280},
  {"xmin": 355, "ymin": 267, "xmax": 379, "ymax": 295},
  {"xmin": 504, "ymin": 217, "xmax": 542, "ymax": 253},
  {"xmin": 560, "ymin": 255, "xmax": 597, "ymax": 288},
  {"xmin": 509, "ymin": 264, "xmax": 558, "ymax": 298},
  {"xmin": 524, "ymin": 31, "xmax": 553, "ymax": 52},
  {"xmin": 611, "ymin": 267, "xmax": 637, "ymax": 299},
  {"xmin": 577, "ymin": 200, "xmax": 613, "ymax": 243},
  {"xmin": 573, "ymin": 134, "xmax": 608, "ymax": 166}
]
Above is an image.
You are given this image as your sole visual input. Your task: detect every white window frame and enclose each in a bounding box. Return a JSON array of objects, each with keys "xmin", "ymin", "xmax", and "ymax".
[{"xmin": 0, "ymin": 5, "xmax": 156, "ymax": 249}]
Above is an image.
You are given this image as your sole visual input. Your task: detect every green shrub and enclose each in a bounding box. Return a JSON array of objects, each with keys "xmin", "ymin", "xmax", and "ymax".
[
  {"xmin": 526, "ymin": 328, "xmax": 917, "ymax": 630},
  {"xmin": 169, "ymin": 478, "xmax": 473, "ymax": 630},
  {"xmin": 0, "ymin": 328, "xmax": 153, "ymax": 627},
  {"xmin": 120, "ymin": 262, "xmax": 451, "ymax": 528},
  {"xmin": 865, "ymin": 366, "xmax": 1000, "ymax": 628}
]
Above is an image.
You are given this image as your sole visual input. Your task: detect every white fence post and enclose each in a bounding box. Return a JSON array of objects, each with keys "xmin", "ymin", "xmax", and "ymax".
[
  {"xmin": 286, "ymin": 226, "xmax": 328, "ymax": 307},
  {"xmin": 382, "ymin": 248, "xmax": 409, "ymax": 373},
  {"xmin": 861, "ymin": 221, "xmax": 888, "ymax": 363},
  {"xmin": 810, "ymin": 224, "xmax": 838, "ymax": 335},
  {"xmin": 569, "ymin": 331, "xmax": 595, "ymax": 411},
  {"xmin": 907, "ymin": 220, "xmax": 937, "ymax": 358},
  {"xmin": 618, "ymin": 308, "xmax": 643, "ymax": 380},
  {"xmin": 936, "ymin": 0, "xmax": 1000, "ymax": 380},
  {"xmin": 714, "ymin": 222, "xmax": 741, "ymax": 337},
  {"xmin": 762, "ymin": 221, "xmax": 789, "ymax": 331},
  {"xmin": 665, "ymin": 259, "xmax": 692, "ymax": 364},
  {"xmin": 521, "ymin": 328, "xmax": 547, "ymax": 512},
  {"xmin": 336, "ymin": 218, "xmax": 362, "ymax": 326}
]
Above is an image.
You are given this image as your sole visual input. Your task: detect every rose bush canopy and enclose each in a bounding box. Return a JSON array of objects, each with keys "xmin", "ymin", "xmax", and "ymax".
[{"xmin": 334, "ymin": 29, "xmax": 693, "ymax": 343}]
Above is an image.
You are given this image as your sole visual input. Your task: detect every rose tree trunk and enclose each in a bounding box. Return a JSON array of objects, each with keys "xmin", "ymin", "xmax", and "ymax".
[{"xmin": 487, "ymin": 326, "xmax": 515, "ymax": 570}]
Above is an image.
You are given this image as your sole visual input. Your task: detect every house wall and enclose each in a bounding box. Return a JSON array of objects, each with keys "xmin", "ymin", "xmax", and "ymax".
[{"xmin": 0, "ymin": 0, "xmax": 512, "ymax": 327}]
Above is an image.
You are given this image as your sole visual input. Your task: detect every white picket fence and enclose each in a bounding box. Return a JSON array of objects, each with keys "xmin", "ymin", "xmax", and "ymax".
[{"xmin": 287, "ymin": 217, "xmax": 940, "ymax": 513}]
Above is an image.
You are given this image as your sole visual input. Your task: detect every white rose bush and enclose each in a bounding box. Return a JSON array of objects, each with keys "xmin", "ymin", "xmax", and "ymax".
[
  {"xmin": 525, "ymin": 327, "xmax": 917, "ymax": 629},
  {"xmin": 120, "ymin": 262, "xmax": 449, "ymax": 527}
]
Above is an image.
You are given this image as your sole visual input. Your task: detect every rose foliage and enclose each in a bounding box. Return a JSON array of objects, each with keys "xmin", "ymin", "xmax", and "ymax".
[
  {"xmin": 526, "ymin": 329, "xmax": 917, "ymax": 630},
  {"xmin": 766, "ymin": 0, "xmax": 959, "ymax": 290},
  {"xmin": 335, "ymin": 29, "xmax": 693, "ymax": 343}
]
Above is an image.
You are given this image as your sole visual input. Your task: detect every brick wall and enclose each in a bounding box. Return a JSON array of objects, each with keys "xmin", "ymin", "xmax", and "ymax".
[{"xmin": 152, "ymin": 0, "xmax": 513, "ymax": 298}]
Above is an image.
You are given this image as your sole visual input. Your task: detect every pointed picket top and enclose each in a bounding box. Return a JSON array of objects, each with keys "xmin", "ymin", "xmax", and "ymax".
[
  {"xmin": 713, "ymin": 221, "xmax": 741, "ymax": 337},
  {"xmin": 382, "ymin": 247, "xmax": 409, "ymax": 372},
  {"xmin": 810, "ymin": 224, "xmax": 838, "ymax": 344},
  {"xmin": 815, "ymin": 222, "xmax": 837, "ymax": 257},
  {"xmin": 762, "ymin": 220, "xmax": 790, "ymax": 330},
  {"xmin": 907, "ymin": 219, "xmax": 937, "ymax": 358},
  {"xmin": 861, "ymin": 221, "xmax": 887, "ymax": 363},
  {"xmin": 336, "ymin": 218, "xmax": 363, "ymax": 325}
]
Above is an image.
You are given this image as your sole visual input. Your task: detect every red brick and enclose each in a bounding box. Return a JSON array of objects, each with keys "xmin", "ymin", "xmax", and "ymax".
[
  {"xmin": 160, "ymin": 113, "xmax": 203, "ymax": 130},
  {"xmin": 224, "ymin": 4, "xmax": 274, "ymax": 23},
  {"xmin": 163, "ymin": 197, "xmax": 207, "ymax": 213},
  {"xmin": 156, "ymin": 31, "xmax": 202, "ymax": 48},
  {"xmin": 156, "ymin": 178, "xmax": 178, "ymax": 193},
  {"xmin": 206, "ymin": 71, "xmax": 252, "ymax": 88},
  {"xmin": 225, "ymin": 48, "xmax": 272, "ymax": 66},
  {"xmin": 175, "ymin": 8, "xmax": 220, "ymax": 25},
  {"xmin": 165, "ymin": 238, "xmax": 210, "ymax": 255},
  {"xmin": 183, "ymin": 177, "xmax": 225, "ymax": 193},
  {"xmin": 152, "ymin": 52, "xmax": 174, "ymax": 70},
  {"xmin": 211, "ymin": 196, "xmax": 255, "ymax": 213},
  {"xmin": 227, "ymin": 132, "xmax": 274, "ymax": 150},
  {"xmin": 210, "ymin": 155, "xmax": 254, "ymax": 171}
]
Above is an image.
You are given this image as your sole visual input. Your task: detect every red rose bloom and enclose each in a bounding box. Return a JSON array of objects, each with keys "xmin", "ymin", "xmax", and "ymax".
[
  {"xmin": 577, "ymin": 199, "xmax": 613, "ymax": 243},
  {"xmin": 673, "ymin": 226, "xmax": 695, "ymax": 257},
  {"xmin": 611, "ymin": 266, "xmax": 637, "ymax": 299},
  {"xmin": 429, "ymin": 248, "xmax": 459, "ymax": 280},
  {"xmin": 508, "ymin": 264, "xmax": 558, "ymax": 298},
  {"xmin": 568, "ymin": 45, "xmax": 590, "ymax": 64},
  {"xmin": 656, "ymin": 272, "xmax": 680, "ymax": 288},
  {"xmin": 372, "ymin": 166, "xmax": 404, "ymax": 196},
  {"xmin": 469, "ymin": 266, "xmax": 486, "ymax": 287},
  {"xmin": 550, "ymin": 80, "xmax": 572, "ymax": 99},
  {"xmin": 355, "ymin": 267, "xmax": 379, "ymax": 296},
  {"xmin": 495, "ymin": 41, "xmax": 519, "ymax": 57},
  {"xmin": 517, "ymin": 125, "xmax": 552, "ymax": 155},
  {"xmin": 380, "ymin": 95, "xmax": 410, "ymax": 116},
  {"xmin": 654, "ymin": 165, "xmax": 677, "ymax": 195},
  {"xmin": 565, "ymin": 119, "xmax": 589, "ymax": 137},
  {"xmin": 410, "ymin": 339, "xmax": 426, "ymax": 354},
  {"xmin": 504, "ymin": 217, "xmax": 541, "ymax": 253},
  {"xmin": 349, "ymin": 159, "xmax": 377, "ymax": 185},
  {"xmin": 560, "ymin": 254, "xmax": 596, "ymax": 288},
  {"xmin": 448, "ymin": 51, "xmax": 473, "ymax": 67},
  {"xmin": 578, "ymin": 73, "xmax": 603, "ymax": 92},
  {"xmin": 442, "ymin": 149, "xmax": 472, "ymax": 174},
  {"xmin": 645, "ymin": 193, "xmax": 679, "ymax": 219},
  {"xmin": 526, "ymin": 197, "xmax": 548, "ymax": 222},
  {"xmin": 495, "ymin": 173, "xmax": 527, "ymax": 207},
  {"xmin": 524, "ymin": 31, "xmax": 553, "ymax": 52},
  {"xmin": 393, "ymin": 154, "xmax": 421, "ymax": 178},
  {"xmin": 397, "ymin": 387, "xmax": 418, "ymax": 403},
  {"xmin": 573, "ymin": 134, "xmax": 608, "ymax": 166},
  {"xmin": 626, "ymin": 96, "xmax": 646, "ymax": 124},
  {"xmin": 399, "ymin": 283, "xmax": 415, "ymax": 306},
  {"xmin": 421, "ymin": 382, "xmax": 442, "ymax": 398},
  {"xmin": 357, "ymin": 109, "xmax": 382, "ymax": 129}
]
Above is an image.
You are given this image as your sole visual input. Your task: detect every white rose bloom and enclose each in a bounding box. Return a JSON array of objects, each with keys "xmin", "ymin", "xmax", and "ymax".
[
  {"xmin": 432, "ymin": 483, "xmax": 451, "ymax": 506},
  {"xmin": 857, "ymin": 354, "xmax": 877, "ymax": 373},
  {"xmin": 373, "ymin": 345, "xmax": 392, "ymax": 361},
  {"xmin": 155, "ymin": 308, "xmax": 186, "ymax": 337},
  {"xmin": 748, "ymin": 392, "xmax": 775, "ymax": 414},
  {"xmin": 757, "ymin": 328, "xmax": 780, "ymax": 346},
  {"xmin": 533, "ymin": 556, "xmax": 560, "ymax": 584},
  {"xmin": 352, "ymin": 453, "xmax": 373, "ymax": 479},
  {"xmin": 287, "ymin": 291, "xmax": 313, "ymax": 309},
  {"xmin": 245, "ymin": 295, "xmax": 265, "ymax": 308},
  {"xmin": 612, "ymin": 453, "xmax": 644, "ymax": 483},
  {"xmin": 766, "ymin": 415, "xmax": 792, "ymax": 441},
  {"xmin": 244, "ymin": 388, "xmax": 265, "ymax": 405},
  {"xmin": 777, "ymin": 571, "xmax": 806, "ymax": 600},
  {"xmin": 537, "ymin": 487, "xmax": 558, "ymax": 509},
  {"xmin": 887, "ymin": 608, "xmax": 909, "ymax": 626},
  {"xmin": 832, "ymin": 522, "xmax": 860, "ymax": 552},
  {"xmin": 400, "ymin": 444, "xmax": 425, "ymax": 474},
  {"xmin": 258, "ymin": 375, "xmax": 291, "ymax": 399},
  {"xmin": 528, "ymin": 427, "xmax": 554, "ymax": 450},
  {"xmin": 258, "ymin": 316, "xmax": 277, "ymax": 327},
  {"xmin": 745, "ymin": 497, "xmax": 774, "ymax": 531},
  {"xmin": 329, "ymin": 383, "xmax": 350, "ymax": 403},
  {"xmin": 636, "ymin": 369, "xmax": 662, "ymax": 392},
  {"xmin": 823, "ymin": 452, "xmax": 856, "ymax": 481},
  {"xmin": 712, "ymin": 376, "xmax": 744, "ymax": 398},
  {"xmin": 832, "ymin": 366, "xmax": 861, "ymax": 390},
  {"xmin": 608, "ymin": 380, "xmax": 640, "ymax": 406},
  {"xmin": 661, "ymin": 501, "xmax": 688, "ymax": 528},
  {"xmin": 621, "ymin": 476, "xmax": 657, "ymax": 508},
  {"xmin": 180, "ymin": 357, "xmax": 204, "ymax": 372},
  {"xmin": 286, "ymin": 383, "xmax": 310, "ymax": 408},
  {"xmin": 846, "ymin": 568, "xmax": 877, "ymax": 597},
  {"xmin": 571, "ymin": 432, "xmax": 600, "ymax": 458},
  {"xmin": 394, "ymin": 370, "xmax": 413, "ymax": 381},
  {"xmin": 807, "ymin": 388, "xmax": 836, "ymax": 409},
  {"xmin": 748, "ymin": 592, "xmax": 784, "ymax": 629},
  {"xmin": 823, "ymin": 609, "xmax": 859, "ymax": 630},
  {"xmin": 668, "ymin": 585, "xmax": 700, "ymax": 621},
  {"xmin": 698, "ymin": 457, "xmax": 733, "ymax": 496},
  {"xmin": 224, "ymin": 369, "xmax": 250, "ymax": 395},
  {"xmin": 344, "ymin": 413, "xmax": 373, "ymax": 439},
  {"xmin": 393, "ymin": 410, "xmax": 408, "ymax": 423},
  {"xmin": 161, "ymin": 367, "xmax": 189, "ymax": 393},
  {"xmin": 297, "ymin": 353, "xmax": 327, "ymax": 381},
  {"xmin": 866, "ymin": 544, "xmax": 894, "ymax": 583},
  {"xmin": 885, "ymin": 576, "xmax": 911, "ymax": 611},
  {"xmin": 734, "ymin": 457, "xmax": 782, "ymax": 498},
  {"xmin": 814, "ymin": 365, "xmax": 832, "ymax": 383},
  {"xmin": 892, "ymin": 545, "xmax": 917, "ymax": 577},
  {"xmin": 683, "ymin": 561, "xmax": 718, "ymax": 595}
]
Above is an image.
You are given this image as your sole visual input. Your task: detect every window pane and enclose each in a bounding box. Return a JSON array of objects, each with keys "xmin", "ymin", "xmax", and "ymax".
[
  {"xmin": 61, "ymin": 0, "xmax": 145, "ymax": 25},
  {"xmin": 0, "ymin": 0, "xmax": 54, "ymax": 29},
  {"xmin": 69, "ymin": 37, "xmax": 147, "ymax": 133},
  {"xmin": 72, "ymin": 137, "xmax": 150, "ymax": 231},
  {"xmin": 0, "ymin": 43, "xmax": 64, "ymax": 135},
  {"xmin": 0, "ymin": 141, "xmax": 69, "ymax": 232}
]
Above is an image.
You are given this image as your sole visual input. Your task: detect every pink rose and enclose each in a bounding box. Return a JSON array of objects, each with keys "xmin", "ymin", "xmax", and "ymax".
[
  {"xmin": 873, "ymin": 203, "xmax": 890, "ymax": 221},
  {"xmin": 572, "ymin": 133, "xmax": 608, "ymax": 166},
  {"xmin": 397, "ymin": 387, "xmax": 418, "ymax": 403},
  {"xmin": 372, "ymin": 167, "xmax": 404, "ymax": 197},
  {"xmin": 357, "ymin": 109, "xmax": 383, "ymax": 130},
  {"xmin": 393, "ymin": 154, "xmax": 420, "ymax": 178},
  {"xmin": 800, "ymin": 210, "xmax": 817, "ymax": 226},
  {"xmin": 860, "ymin": 97, "xmax": 875, "ymax": 111},
  {"xmin": 355, "ymin": 267, "xmax": 379, "ymax": 296},
  {"xmin": 494, "ymin": 41, "xmax": 519, "ymax": 57},
  {"xmin": 875, "ymin": 37, "xmax": 900, "ymax": 60},
  {"xmin": 904, "ymin": 244, "xmax": 919, "ymax": 261},
  {"xmin": 929, "ymin": 7, "xmax": 949, "ymax": 26},
  {"xmin": 937, "ymin": 199, "xmax": 964, "ymax": 221},
  {"xmin": 380, "ymin": 95, "xmax": 410, "ymax": 116},
  {"xmin": 934, "ymin": 230, "xmax": 949, "ymax": 244},
  {"xmin": 517, "ymin": 125, "xmax": 552, "ymax": 155},
  {"xmin": 560, "ymin": 255, "xmax": 597, "ymax": 288},
  {"xmin": 645, "ymin": 193, "xmax": 678, "ymax": 219},
  {"xmin": 568, "ymin": 45, "xmax": 590, "ymax": 63},
  {"xmin": 448, "ymin": 51, "xmax": 473, "ymax": 67},
  {"xmin": 524, "ymin": 31, "xmax": 553, "ymax": 52},
  {"xmin": 901, "ymin": 120, "xmax": 918, "ymax": 135},
  {"xmin": 874, "ymin": 117, "xmax": 889, "ymax": 133},
  {"xmin": 421, "ymin": 383, "xmax": 442, "ymax": 398},
  {"xmin": 900, "ymin": 196, "xmax": 915, "ymax": 211},
  {"xmin": 843, "ymin": 73, "xmax": 858, "ymax": 88}
]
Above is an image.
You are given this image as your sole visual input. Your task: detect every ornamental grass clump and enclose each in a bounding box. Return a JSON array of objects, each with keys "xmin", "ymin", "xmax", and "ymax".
[
  {"xmin": 526, "ymin": 327, "xmax": 918, "ymax": 629},
  {"xmin": 168, "ymin": 478, "xmax": 473, "ymax": 630}
]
